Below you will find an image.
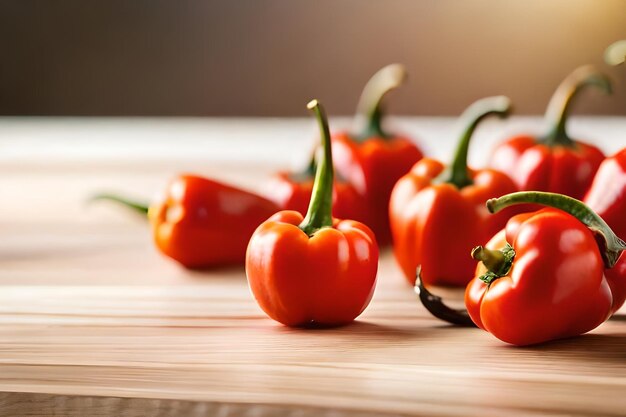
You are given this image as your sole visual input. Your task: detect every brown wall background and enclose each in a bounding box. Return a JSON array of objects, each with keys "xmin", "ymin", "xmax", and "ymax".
[{"xmin": 1, "ymin": 0, "xmax": 625, "ymax": 116}]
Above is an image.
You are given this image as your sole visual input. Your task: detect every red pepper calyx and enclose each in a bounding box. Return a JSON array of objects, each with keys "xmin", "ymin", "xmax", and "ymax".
[
  {"xmin": 605, "ymin": 40, "xmax": 626, "ymax": 66},
  {"xmin": 440, "ymin": 96, "xmax": 512, "ymax": 189},
  {"xmin": 472, "ymin": 244, "xmax": 515, "ymax": 286},
  {"xmin": 542, "ymin": 66, "xmax": 611, "ymax": 147},
  {"xmin": 352, "ymin": 63, "xmax": 407, "ymax": 141},
  {"xmin": 90, "ymin": 193, "xmax": 149, "ymax": 217},
  {"xmin": 299, "ymin": 100, "xmax": 334, "ymax": 236},
  {"xmin": 487, "ymin": 191, "xmax": 626, "ymax": 268}
]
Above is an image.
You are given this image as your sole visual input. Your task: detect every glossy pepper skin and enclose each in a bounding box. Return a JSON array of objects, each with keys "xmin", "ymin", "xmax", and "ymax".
[
  {"xmin": 95, "ymin": 175, "xmax": 279, "ymax": 268},
  {"xmin": 332, "ymin": 64, "xmax": 423, "ymax": 245},
  {"xmin": 606, "ymin": 253, "xmax": 626, "ymax": 315},
  {"xmin": 246, "ymin": 100, "xmax": 379, "ymax": 327},
  {"xmin": 490, "ymin": 66, "xmax": 611, "ymax": 200},
  {"xmin": 390, "ymin": 96, "xmax": 517, "ymax": 287},
  {"xmin": 466, "ymin": 192, "xmax": 626, "ymax": 346},
  {"xmin": 264, "ymin": 157, "xmax": 369, "ymax": 225},
  {"xmin": 587, "ymin": 43, "xmax": 626, "ymax": 243},
  {"xmin": 149, "ymin": 175, "xmax": 278, "ymax": 268},
  {"xmin": 594, "ymin": 41, "xmax": 626, "ymax": 314},
  {"xmin": 585, "ymin": 148, "xmax": 626, "ymax": 241}
]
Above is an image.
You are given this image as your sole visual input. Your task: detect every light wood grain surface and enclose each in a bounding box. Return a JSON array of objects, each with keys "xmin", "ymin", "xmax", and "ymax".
[{"xmin": 2, "ymin": 117, "xmax": 626, "ymax": 417}]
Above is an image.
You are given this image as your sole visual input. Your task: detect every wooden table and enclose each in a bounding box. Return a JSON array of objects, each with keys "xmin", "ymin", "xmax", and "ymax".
[{"xmin": 2, "ymin": 117, "xmax": 626, "ymax": 416}]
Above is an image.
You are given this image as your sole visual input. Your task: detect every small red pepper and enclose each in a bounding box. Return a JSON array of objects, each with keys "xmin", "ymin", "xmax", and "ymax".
[
  {"xmin": 246, "ymin": 100, "xmax": 379, "ymax": 327},
  {"xmin": 606, "ymin": 253, "xmax": 626, "ymax": 316},
  {"xmin": 94, "ymin": 175, "xmax": 278, "ymax": 268},
  {"xmin": 585, "ymin": 148, "xmax": 626, "ymax": 241},
  {"xmin": 490, "ymin": 66, "xmax": 611, "ymax": 200},
  {"xmin": 263, "ymin": 153, "xmax": 369, "ymax": 225},
  {"xmin": 389, "ymin": 96, "xmax": 517, "ymax": 287},
  {"xmin": 587, "ymin": 42, "xmax": 626, "ymax": 243},
  {"xmin": 332, "ymin": 64, "xmax": 423, "ymax": 244},
  {"xmin": 466, "ymin": 191, "xmax": 626, "ymax": 346},
  {"xmin": 586, "ymin": 41, "xmax": 626, "ymax": 240}
]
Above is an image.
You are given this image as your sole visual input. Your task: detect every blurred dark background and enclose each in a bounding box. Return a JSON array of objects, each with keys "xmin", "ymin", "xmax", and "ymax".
[{"xmin": 1, "ymin": 0, "xmax": 625, "ymax": 116}]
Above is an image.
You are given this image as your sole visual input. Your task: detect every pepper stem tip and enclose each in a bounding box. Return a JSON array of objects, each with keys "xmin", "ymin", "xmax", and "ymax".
[
  {"xmin": 471, "ymin": 245, "xmax": 507, "ymax": 271},
  {"xmin": 89, "ymin": 193, "xmax": 150, "ymax": 216},
  {"xmin": 605, "ymin": 40, "xmax": 626, "ymax": 66},
  {"xmin": 471, "ymin": 246, "xmax": 484, "ymax": 261},
  {"xmin": 414, "ymin": 266, "xmax": 476, "ymax": 327}
]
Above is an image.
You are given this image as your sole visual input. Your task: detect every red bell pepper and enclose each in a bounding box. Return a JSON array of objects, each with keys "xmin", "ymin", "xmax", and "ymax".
[
  {"xmin": 589, "ymin": 42, "xmax": 626, "ymax": 241},
  {"xmin": 606, "ymin": 253, "xmax": 626, "ymax": 316},
  {"xmin": 332, "ymin": 64, "xmax": 423, "ymax": 245},
  {"xmin": 490, "ymin": 66, "xmax": 611, "ymax": 200},
  {"xmin": 246, "ymin": 100, "xmax": 379, "ymax": 327},
  {"xmin": 264, "ymin": 153, "xmax": 369, "ymax": 225},
  {"xmin": 466, "ymin": 191, "xmax": 626, "ymax": 346},
  {"xmin": 94, "ymin": 175, "xmax": 278, "ymax": 268},
  {"xmin": 389, "ymin": 96, "xmax": 517, "ymax": 287},
  {"xmin": 585, "ymin": 148, "xmax": 626, "ymax": 241}
]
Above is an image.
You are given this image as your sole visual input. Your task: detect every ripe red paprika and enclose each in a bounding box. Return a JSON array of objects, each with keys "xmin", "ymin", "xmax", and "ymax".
[
  {"xmin": 94, "ymin": 175, "xmax": 278, "ymax": 268},
  {"xmin": 466, "ymin": 191, "xmax": 626, "ymax": 346},
  {"xmin": 585, "ymin": 148, "xmax": 626, "ymax": 241},
  {"xmin": 490, "ymin": 66, "xmax": 611, "ymax": 200},
  {"xmin": 246, "ymin": 100, "xmax": 379, "ymax": 327},
  {"xmin": 590, "ymin": 42, "xmax": 626, "ymax": 241},
  {"xmin": 331, "ymin": 64, "xmax": 423, "ymax": 245},
  {"xmin": 389, "ymin": 96, "xmax": 517, "ymax": 287}
]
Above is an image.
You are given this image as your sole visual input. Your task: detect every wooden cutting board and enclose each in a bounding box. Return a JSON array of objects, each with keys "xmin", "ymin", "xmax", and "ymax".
[{"xmin": 1, "ymin": 117, "xmax": 626, "ymax": 417}]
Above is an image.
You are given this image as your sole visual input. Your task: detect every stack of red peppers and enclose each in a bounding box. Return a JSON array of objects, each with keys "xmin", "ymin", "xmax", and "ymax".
[
  {"xmin": 263, "ymin": 64, "xmax": 422, "ymax": 246},
  {"xmin": 92, "ymin": 59, "xmax": 626, "ymax": 345}
]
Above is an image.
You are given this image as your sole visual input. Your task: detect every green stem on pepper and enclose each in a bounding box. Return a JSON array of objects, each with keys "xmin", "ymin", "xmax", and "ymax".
[
  {"xmin": 353, "ymin": 63, "xmax": 407, "ymax": 141},
  {"xmin": 471, "ymin": 244, "xmax": 515, "ymax": 285},
  {"xmin": 604, "ymin": 40, "xmax": 626, "ymax": 66},
  {"xmin": 299, "ymin": 99, "xmax": 334, "ymax": 236},
  {"xmin": 487, "ymin": 191, "xmax": 626, "ymax": 268},
  {"xmin": 90, "ymin": 193, "xmax": 149, "ymax": 216},
  {"xmin": 543, "ymin": 66, "xmax": 612, "ymax": 147},
  {"xmin": 442, "ymin": 96, "xmax": 512, "ymax": 189}
]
